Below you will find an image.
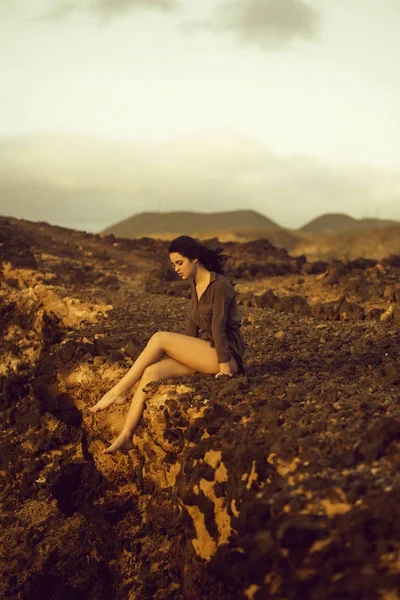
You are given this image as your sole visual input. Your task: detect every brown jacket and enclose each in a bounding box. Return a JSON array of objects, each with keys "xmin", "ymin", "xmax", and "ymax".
[{"xmin": 184, "ymin": 271, "xmax": 245, "ymax": 371}]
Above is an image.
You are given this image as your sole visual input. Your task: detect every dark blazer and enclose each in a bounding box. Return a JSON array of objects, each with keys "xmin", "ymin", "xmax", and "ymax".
[{"xmin": 184, "ymin": 271, "xmax": 245, "ymax": 372}]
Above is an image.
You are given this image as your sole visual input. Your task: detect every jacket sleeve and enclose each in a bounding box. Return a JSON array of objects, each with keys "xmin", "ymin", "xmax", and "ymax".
[
  {"xmin": 184, "ymin": 290, "xmax": 199, "ymax": 337},
  {"xmin": 184, "ymin": 318, "xmax": 199, "ymax": 337},
  {"xmin": 211, "ymin": 281, "xmax": 233, "ymax": 363}
]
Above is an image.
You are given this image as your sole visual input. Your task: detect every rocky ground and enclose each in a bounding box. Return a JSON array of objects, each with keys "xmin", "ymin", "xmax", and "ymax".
[{"xmin": 1, "ymin": 216, "xmax": 400, "ymax": 600}]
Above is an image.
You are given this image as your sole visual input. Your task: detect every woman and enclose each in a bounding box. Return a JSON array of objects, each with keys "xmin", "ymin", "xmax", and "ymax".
[{"xmin": 90, "ymin": 235, "xmax": 245, "ymax": 454}]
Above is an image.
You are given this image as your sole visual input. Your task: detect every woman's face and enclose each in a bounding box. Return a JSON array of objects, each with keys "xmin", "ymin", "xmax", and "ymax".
[{"xmin": 169, "ymin": 252, "xmax": 197, "ymax": 280}]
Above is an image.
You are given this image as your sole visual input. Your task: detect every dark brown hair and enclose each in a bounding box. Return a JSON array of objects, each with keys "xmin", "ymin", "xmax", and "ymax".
[{"xmin": 168, "ymin": 236, "xmax": 228, "ymax": 274}]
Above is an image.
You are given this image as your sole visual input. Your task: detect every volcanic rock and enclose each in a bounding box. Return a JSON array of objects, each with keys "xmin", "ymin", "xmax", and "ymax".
[{"xmin": 1, "ymin": 216, "xmax": 400, "ymax": 599}]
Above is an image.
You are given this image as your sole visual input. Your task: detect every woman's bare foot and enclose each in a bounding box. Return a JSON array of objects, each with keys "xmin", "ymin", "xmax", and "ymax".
[
  {"xmin": 89, "ymin": 389, "xmax": 129, "ymax": 413},
  {"xmin": 103, "ymin": 433, "xmax": 134, "ymax": 454}
]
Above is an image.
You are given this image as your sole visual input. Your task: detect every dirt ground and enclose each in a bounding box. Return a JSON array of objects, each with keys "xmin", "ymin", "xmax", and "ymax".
[{"xmin": 1, "ymin": 216, "xmax": 400, "ymax": 600}]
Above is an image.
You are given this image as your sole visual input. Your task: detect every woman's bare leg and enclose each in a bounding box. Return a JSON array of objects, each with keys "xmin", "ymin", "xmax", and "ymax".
[
  {"xmin": 103, "ymin": 358, "xmax": 196, "ymax": 453},
  {"xmin": 90, "ymin": 335, "xmax": 168, "ymax": 412},
  {"xmin": 89, "ymin": 384, "xmax": 137, "ymax": 414},
  {"xmin": 91, "ymin": 332, "xmax": 236, "ymax": 412}
]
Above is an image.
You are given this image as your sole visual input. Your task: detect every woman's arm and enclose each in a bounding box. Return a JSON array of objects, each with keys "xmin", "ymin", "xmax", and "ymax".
[
  {"xmin": 184, "ymin": 288, "xmax": 199, "ymax": 337},
  {"xmin": 211, "ymin": 281, "xmax": 233, "ymax": 375},
  {"xmin": 184, "ymin": 318, "xmax": 199, "ymax": 337}
]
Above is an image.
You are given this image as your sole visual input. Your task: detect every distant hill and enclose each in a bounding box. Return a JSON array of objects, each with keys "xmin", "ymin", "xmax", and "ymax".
[
  {"xmin": 292, "ymin": 224, "xmax": 400, "ymax": 261},
  {"xmin": 102, "ymin": 210, "xmax": 281, "ymax": 238},
  {"xmin": 139, "ymin": 227, "xmax": 300, "ymax": 252},
  {"xmin": 300, "ymin": 213, "xmax": 399, "ymax": 234}
]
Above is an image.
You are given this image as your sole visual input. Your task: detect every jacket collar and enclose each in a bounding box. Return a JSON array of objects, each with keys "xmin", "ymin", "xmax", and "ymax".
[{"xmin": 192, "ymin": 270, "xmax": 217, "ymax": 287}]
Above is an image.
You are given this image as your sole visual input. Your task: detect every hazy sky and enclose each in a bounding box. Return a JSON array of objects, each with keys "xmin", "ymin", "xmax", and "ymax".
[{"xmin": 0, "ymin": 0, "xmax": 398, "ymax": 231}]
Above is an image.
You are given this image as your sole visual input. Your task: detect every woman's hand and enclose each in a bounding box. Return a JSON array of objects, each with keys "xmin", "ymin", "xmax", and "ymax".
[
  {"xmin": 215, "ymin": 363, "xmax": 233, "ymax": 379},
  {"xmin": 215, "ymin": 371, "xmax": 233, "ymax": 379}
]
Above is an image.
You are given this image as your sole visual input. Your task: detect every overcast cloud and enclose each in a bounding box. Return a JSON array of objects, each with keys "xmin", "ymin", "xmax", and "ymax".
[
  {"xmin": 0, "ymin": 3, "xmax": 397, "ymax": 232},
  {"xmin": 0, "ymin": 134, "xmax": 398, "ymax": 233},
  {"xmin": 39, "ymin": 0, "xmax": 179, "ymax": 22},
  {"xmin": 190, "ymin": 0, "xmax": 320, "ymax": 50},
  {"xmin": 37, "ymin": 0, "xmax": 320, "ymax": 51}
]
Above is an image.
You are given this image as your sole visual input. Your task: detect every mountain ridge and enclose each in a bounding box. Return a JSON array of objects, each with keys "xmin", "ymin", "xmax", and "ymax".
[
  {"xmin": 101, "ymin": 209, "xmax": 400, "ymax": 238},
  {"xmin": 101, "ymin": 209, "xmax": 281, "ymax": 237},
  {"xmin": 300, "ymin": 213, "xmax": 398, "ymax": 233}
]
